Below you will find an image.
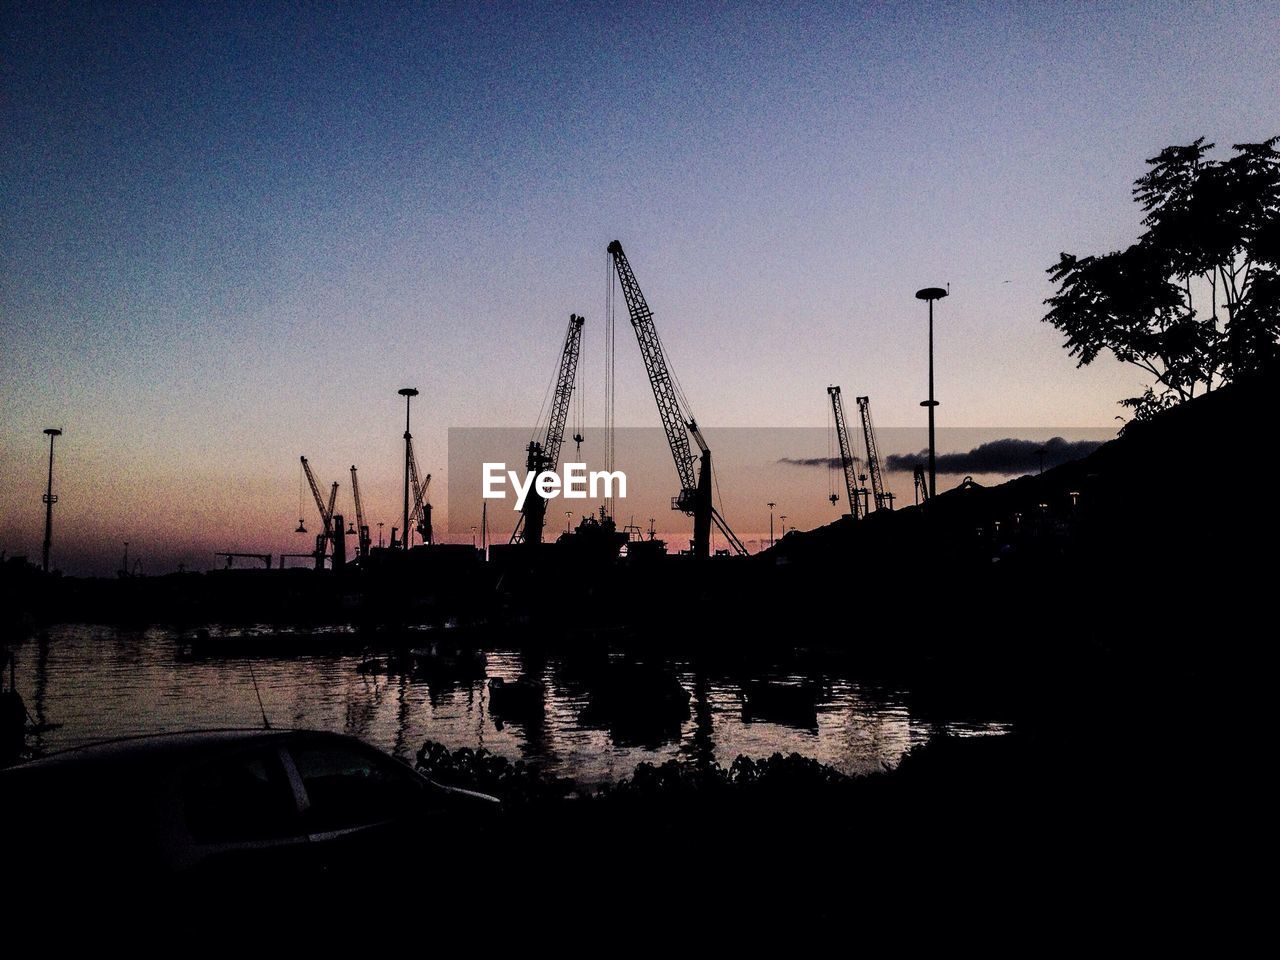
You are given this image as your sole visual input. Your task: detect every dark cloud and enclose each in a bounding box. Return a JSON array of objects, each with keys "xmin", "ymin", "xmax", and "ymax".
[
  {"xmin": 777, "ymin": 456, "xmax": 860, "ymax": 469},
  {"xmin": 884, "ymin": 436, "xmax": 1103, "ymax": 475}
]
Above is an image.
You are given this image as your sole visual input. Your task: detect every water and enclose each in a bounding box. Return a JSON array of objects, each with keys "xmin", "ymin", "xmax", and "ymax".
[{"xmin": 11, "ymin": 625, "xmax": 1009, "ymax": 785}]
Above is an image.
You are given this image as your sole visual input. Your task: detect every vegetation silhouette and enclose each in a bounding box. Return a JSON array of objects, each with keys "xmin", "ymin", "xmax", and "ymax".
[{"xmin": 1045, "ymin": 136, "xmax": 1279, "ymax": 424}]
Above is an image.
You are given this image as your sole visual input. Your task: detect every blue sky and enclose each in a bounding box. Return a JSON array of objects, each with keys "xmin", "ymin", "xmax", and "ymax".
[{"xmin": 2, "ymin": 1, "xmax": 1277, "ymax": 572}]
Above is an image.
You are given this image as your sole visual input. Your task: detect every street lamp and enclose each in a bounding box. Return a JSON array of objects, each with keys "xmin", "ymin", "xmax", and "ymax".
[
  {"xmin": 780, "ymin": 515, "xmax": 788, "ymax": 538},
  {"xmin": 767, "ymin": 501, "xmax": 776, "ymax": 548},
  {"xmin": 398, "ymin": 388, "xmax": 419, "ymax": 551},
  {"xmin": 915, "ymin": 286, "xmax": 948, "ymax": 500},
  {"xmin": 41, "ymin": 428, "xmax": 62, "ymax": 573}
]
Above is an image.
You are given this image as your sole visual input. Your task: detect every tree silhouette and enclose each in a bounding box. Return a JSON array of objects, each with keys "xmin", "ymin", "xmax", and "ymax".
[{"xmin": 1044, "ymin": 137, "xmax": 1279, "ymax": 423}]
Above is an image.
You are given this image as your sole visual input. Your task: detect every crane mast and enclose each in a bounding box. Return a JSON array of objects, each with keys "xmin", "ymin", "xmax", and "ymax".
[
  {"xmin": 607, "ymin": 240, "xmax": 744, "ymax": 557},
  {"xmin": 414, "ymin": 474, "xmax": 433, "ymax": 546},
  {"xmin": 350, "ymin": 465, "xmax": 371, "ymax": 558},
  {"xmin": 512, "ymin": 314, "xmax": 585, "ymax": 545},
  {"xmin": 855, "ymin": 396, "xmax": 892, "ymax": 511},
  {"xmin": 827, "ymin": 387, "xmax": 861, "ymax": 520}
]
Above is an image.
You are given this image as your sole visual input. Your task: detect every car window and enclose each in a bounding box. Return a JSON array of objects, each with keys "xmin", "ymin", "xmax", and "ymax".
[
  {"xmin": 290, "ymin": 743, "xmax": 427, "ymax": 833},
  {"xmin": 183, "ymin": 750, "xmax": 301, "ymax": 844}
]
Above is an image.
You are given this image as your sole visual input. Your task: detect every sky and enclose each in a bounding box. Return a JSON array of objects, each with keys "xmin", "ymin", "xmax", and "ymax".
[{"xmin": 2, "ymin": 1, "xmax": 1277, "ymax": 574}]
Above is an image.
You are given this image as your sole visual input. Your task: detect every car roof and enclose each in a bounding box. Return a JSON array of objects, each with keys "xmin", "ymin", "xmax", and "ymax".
[{"xmin": 3, "ymin": 728, "xmax": 353, "ymax": 775}]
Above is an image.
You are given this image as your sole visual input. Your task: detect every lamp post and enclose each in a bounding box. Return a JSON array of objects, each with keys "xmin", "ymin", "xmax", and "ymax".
[
  {"xmin": 41, "ymin": 428, "xmax": 62, "ymax": 573},
  {"xmin": 767, "ymin": 501, "xmax": 776, "ymax": 548},
  {"xmin": 398, "ymin": 388, "xmax": 419, "ymax": 551},
  {"xmin": 915, "ymin": 286, "xmax": 948, "ymax": 500},
  {"xmin": 780, "ymin": 515, "xmax": 788, "ymax": 538}
]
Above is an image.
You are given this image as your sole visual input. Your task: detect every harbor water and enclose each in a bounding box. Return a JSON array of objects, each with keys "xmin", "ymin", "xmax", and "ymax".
[{"xmin": 11, "ymin": 624, "xmax": 1009, "ymax": 785}]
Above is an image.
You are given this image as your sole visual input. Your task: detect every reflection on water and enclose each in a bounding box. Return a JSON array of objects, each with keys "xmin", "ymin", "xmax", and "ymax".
[{"xmin": 11, "ymin": 625, "xmax": 1008, "ymax": 785}]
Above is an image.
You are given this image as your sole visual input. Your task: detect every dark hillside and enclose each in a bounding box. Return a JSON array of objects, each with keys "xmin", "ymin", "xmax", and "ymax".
[{"xmin": 762, "ymin": 374, "xmax": 1274, "ymax": 646}]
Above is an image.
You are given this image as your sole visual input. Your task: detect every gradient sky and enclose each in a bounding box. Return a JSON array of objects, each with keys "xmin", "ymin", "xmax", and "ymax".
[{"xmin": 2, "ymin": 2, "xmax": 1277, "ymax": 574}]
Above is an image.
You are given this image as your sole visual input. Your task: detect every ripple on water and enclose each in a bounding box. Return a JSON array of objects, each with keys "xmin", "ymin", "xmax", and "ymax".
[{"xmin": 11, "ymin": 624, "xmax": 1011, "ymax": 785}]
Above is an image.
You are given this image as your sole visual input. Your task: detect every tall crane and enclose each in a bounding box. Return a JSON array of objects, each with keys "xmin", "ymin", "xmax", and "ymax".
[
  {"xmin": 855, "ymin": 396, "xmax": 893, "ymax": 511},
  {"xmin": 914, "ymin": 466, "xmax": 929, "ymax": 505},
  {"xmin": 512, "ymin": 314, "xmax": 585, "ymax": 545},
  {"xmin": 300, "ymin": 456, "xmax": 345, "ymax": 569},
  {"xmin": 406, "ymin": 438, "xmax": 433, "ymax": 547},
  {"xmin": 827, "ymin": 386, "xmax": 861, "ymax": 520},
  {"xmin": 607, "ymin": 241, "xmax": 745, "ymax": 558},
  {"xmin": 349, "ymin": 465, "xmax": 371, "ymax": 559}
]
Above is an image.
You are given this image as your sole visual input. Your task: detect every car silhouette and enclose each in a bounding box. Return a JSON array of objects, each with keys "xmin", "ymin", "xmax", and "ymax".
[{"xmin": 1, "ymin": 728, "xmax": 499, "ymax": 886}]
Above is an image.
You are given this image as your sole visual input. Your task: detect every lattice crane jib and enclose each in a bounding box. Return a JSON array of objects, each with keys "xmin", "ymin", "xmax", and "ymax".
[
  {"xmin": 608, "ymin": 241, "xmax": 744, "ymax": 557},
  {"xmin": 827, "ymin": 387, "xmax": 861, "ymax": 520},
  {"xmin": 607, "ymin": 241, "xmax": 699, "ymax": 503},
  {"xmin": 514, "ymin": 314, "xmax": 586, "ymax": 545},
  {"xmin": 856, "ymin": 396, "xmax": 891, "ymax": 511}
]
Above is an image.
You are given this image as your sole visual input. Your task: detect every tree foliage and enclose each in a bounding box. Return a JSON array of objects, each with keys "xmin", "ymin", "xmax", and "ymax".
[{"xmin": 1044, "ymin": 137, "xmax": 1280, "ymax": 422}]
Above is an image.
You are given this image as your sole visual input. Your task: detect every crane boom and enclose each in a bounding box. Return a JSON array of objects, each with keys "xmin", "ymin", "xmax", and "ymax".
[
  {"xmin": 827, "ymin": 387, "xmax": 861, "ymax": 520},
  {"xmin": 914, "ymin": 465, "xmax": 930, "ymax": 504},
  {"xmin": 301, "ymin": 456, "xmax": 331, "ymax": 525},
  {"xmin": 350, "ymin": 465, "xmax": 371, "ymax": 558},
  {"xmin": 607, "ymin": 242, "xmax": 699, "ymax": 499},
  {"xmin": 325, "ymin": 482, "xmax": 337, "ymax": 524},
  {"xmin": 512, "ymin": 314, "xmax": 586, "ymax": 545},
  {"xmin": 608, "ymin": 241, "xmax": 743, "ymax": 557},
  {"xmin": 541, "ymin": 313, "xmax": 585, "ymax": 478},
  {"xmin": 855, "ymin": 396, "xmax": 892, "ymax": 511}
]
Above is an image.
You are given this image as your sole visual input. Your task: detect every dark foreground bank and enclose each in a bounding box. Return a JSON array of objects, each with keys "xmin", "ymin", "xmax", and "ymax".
[
  {"xmin": 3, "ymin": 721, "xmax": 1260, "ymax": 934},
  {"xmin": 405, "ymin": 732, "xmax": 1257, "ymax": 932}
]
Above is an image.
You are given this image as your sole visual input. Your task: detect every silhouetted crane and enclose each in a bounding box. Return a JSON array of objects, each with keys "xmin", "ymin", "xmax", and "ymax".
[
  {"xmin": 300, "ymin": 456, "xmax": 344, "ymax": 569},
  {"xmin": 914, "ymin": 465, "xmax": 930, "ymax": 505},
  {"xmin": 406, "ymin": 439, "xmax": 432, "ymax": 547},
  {"xmin": 350, "ymin": 465, "xmax": 371, "ymax": 559},
  {"xmin": 827, "ymin": 386, "xmax": 861, "ymax": 520},
  {"xmin": 511, "ymin": 313, "xmax": 585, "ymax": 545},
  {"xmin": 855, "ymin": 395, "xmax": 893, "ymax": 511},
  {"xmin": 607, "ymin": 241, "xmax": 745, "ymax": 558}
]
